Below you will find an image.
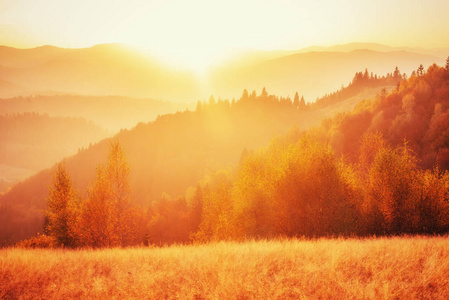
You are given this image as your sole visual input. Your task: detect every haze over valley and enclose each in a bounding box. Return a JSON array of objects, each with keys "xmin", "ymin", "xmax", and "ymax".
[
  {"xmin": 2, "ymin": 1, "xmax": 449, "ymax": 298},
  {"xmin": 1, "ymin": 40, "xmax": 444, "ymax": 194}
]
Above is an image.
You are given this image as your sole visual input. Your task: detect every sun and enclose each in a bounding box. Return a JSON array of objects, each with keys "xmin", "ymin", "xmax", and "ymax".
[{"xmin": 140, "ymin": 45, "xmax": 231, "ymax": 78}]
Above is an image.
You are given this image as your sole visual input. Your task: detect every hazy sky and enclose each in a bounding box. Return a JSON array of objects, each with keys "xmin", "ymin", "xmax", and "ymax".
[{"xmin": 1, "ymin": 0, "xmax": 448, "ymax": 72}]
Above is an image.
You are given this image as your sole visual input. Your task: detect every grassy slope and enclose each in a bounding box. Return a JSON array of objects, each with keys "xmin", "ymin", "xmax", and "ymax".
[{"xmin": 1, "ymin": 236, "xmax": 448, "ymax": 299}]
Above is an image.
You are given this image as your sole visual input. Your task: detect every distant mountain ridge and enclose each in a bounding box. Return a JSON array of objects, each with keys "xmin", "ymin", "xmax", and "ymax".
[
  {"xmin": 295, "ymin": 42, "xmax": 449, "ymax": 58},
  {"xmin": 0, "ymin": 43, "xmax": 446, "ymax": 102},
  {"xmin": 0, "ymin": 44, "xmax": 201, "ymax": 102},
  {"xmin": 208, "ymin": 48, "xmax": 444, "ymax": 102}
]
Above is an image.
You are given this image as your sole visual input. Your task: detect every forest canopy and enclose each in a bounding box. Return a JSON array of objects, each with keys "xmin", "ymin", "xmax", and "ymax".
[{"xmin": 26, "ymin": 62, "xmax": 449, "ymax": 248}]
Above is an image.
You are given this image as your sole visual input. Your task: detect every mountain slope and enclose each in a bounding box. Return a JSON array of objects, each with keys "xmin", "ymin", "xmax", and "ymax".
[
  {"xmin": 0, "ymin": 113, "xmax": 110, "ymax": 191},
  {"xmin": 0, "ymin": 99, "xmax": 290, "ymax": 244},
  {"xmin": 0, "ymin": 82, "xmax": 383, "ymax": 245}
]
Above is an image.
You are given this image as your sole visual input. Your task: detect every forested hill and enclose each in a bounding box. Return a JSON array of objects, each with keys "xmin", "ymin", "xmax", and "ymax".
[
  {"xmin": 2, "ymin": 64, "xmax": 448, "ymax": 246},
  {"xmin": 0, "ymin": 113, "xmax": 109, "ymax": 171},
  {"xmin": 320, "ymin": 63, "xmax": 449, "ymax": 169},
  {"xmin": 0, "ymin": 89, "xmax": 315, "ymax": 245},
  {"xmin": 189, "ymin": 63, "xmax": 449, "ymax": 243},
  {"xmin": 0, "ymin": 113, "xmax": 110, "ymax": 194}
]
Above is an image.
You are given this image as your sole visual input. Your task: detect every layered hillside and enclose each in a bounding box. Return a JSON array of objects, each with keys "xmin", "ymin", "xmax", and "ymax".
[
  {"xmin": 0, "ymin": 44, "xmax": 201, "ymax": 102},
  {"xmin": 0, "ymin": 94, "xmax": 191, "ymax": 132},
  {"xmin": 0, "ymin": 91, "xmax": 316, "ymax": 245},
  {"xmin": 0, "ymin": 113, "xmax": 110, "ymax": 193},
  {"xmin": 2, "ymin": 63, "xmax": 448, "ymax": 246}
]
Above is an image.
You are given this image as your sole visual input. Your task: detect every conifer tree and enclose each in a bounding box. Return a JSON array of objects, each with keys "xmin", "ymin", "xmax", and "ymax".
[
  {"xmin": 195, "ymin": 100, "xmax": 203, "ymax": 112},
  {"xmin": 79, "ymin": 165, "xmax": 113, "ymax": 247},
  {"xmin": 299, "ymin": 95, "xmax": 306, "ymax": 110},
  {"xmin": 46, "ymin": 163, "xmax": 78, "ymax": 247},
  {"xmin": 417, "ymin": 64, "xmax": 424, "ymax": 77},
  {"xmin": 293, "ymin": 92, "xmax": 300, "ymax": 108},
  {"xmin": 78, "ymin": 139, "xmax": 139, "ymax": 247},
  {"xmin": 393, "ymin": 66, "xmax": 401, "ymax": 80},
  {"xmin": 106, "ymin": 139, "xmax": 137, "ymax": 246},
  {"xmin": 241, "ymin": 89, "xmax": 249, "ymax": 101}
]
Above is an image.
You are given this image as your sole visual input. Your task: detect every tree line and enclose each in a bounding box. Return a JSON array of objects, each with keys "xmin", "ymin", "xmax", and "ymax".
[
  {"xmin": 312, "ymin": 67, "xmax": 405, "ymax": 109},
  {"xmin": 40, "ymin": 132, "xmax": 449, "ymax": 248},
  {"xmin": 41, "ymin": 141, "xmax": 144, "ymax": 248},
  {"xmin": 191, "ymin": 133, "xmax": 449, "ymax": 242},
  {"xmin": 149, "ymin": 60, "xmax": 449, "ymax": 244}
]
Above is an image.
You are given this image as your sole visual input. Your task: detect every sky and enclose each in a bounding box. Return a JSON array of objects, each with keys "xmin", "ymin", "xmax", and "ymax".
[{"xmin": 1, "ymin": 0, "xmax": 448, "ymax": 73}]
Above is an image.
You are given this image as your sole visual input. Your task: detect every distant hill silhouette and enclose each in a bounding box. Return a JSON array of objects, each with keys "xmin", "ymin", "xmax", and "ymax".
[
  {"xmin": 0, "ymin": 44, "xmax": 201, "ymax": 102},
  {"xmin": 0, "ymin": 94, "xmax": 192, "ymax": 132},
  {"xmin": 0, "ymin": 78, "xmax": 29, "ymax": 98},
  {"xmin": 295, "ymin": 43, "xmax": 449, "ymax": 58},
  {"xmin": 0, "ymin": 113, "xmax": 110, "ymax": 193},
  {"xmin": 0, "ymin": 43, "xmax": 446, "ymax": 103},
  {"xmin": 208, "ymin": 49, "xmax": 444, "ymax": 102}
]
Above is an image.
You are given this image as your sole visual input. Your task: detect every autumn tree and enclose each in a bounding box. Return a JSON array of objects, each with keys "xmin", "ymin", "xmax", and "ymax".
[
  {"xmin": 192, "ymin": 170, "xmax": 234, "ymax": 242},
  {"xmin": 188, "ymin": 185, "xmax": 204, "ymax": 234},
  {"xmin": 78, "ymin": 165, "xmax": 113, "ymax": 247},
  {"xmin": 358, "ymin": 132, "xmax": 385, "ymax": 178},
  {"xmin": 232, "ymin": 148, "xmax": 280, "ymax": 238},
  {"xmin": 78, "ymin": 140, "xmax": 140, "ymax": 247},
  {"xmin": 277, "ymin": 137, "xmax": 359, "ymax": 236},
  {"xmin": 231, "ymin": 135, "xmax": 359, "ymax": 238},
  {"xmin": 415, "ymin": 167, "xmax": 449, "ymax": 234},
  {"xmin": 46, "ymin": 163, "xmax": 78, "ymax": 247},
  {"xmin": 106, "ymin": 140, "xmax": 139, "ymax": 246},
  {"xmin": 146, "ymin": 194, "xmax": 192, "ymax": 245},
  {"xmin": 364, "ymin": 141, "xmax": 420, "ymax": 234}
]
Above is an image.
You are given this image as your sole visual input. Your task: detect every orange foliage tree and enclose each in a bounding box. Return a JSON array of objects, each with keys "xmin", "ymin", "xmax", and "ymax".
[
  {"xmin": 37, "ymin": 62, "xmax": 449, "ymax": 247},
  {"xmin": 192, "ymin": 170, "xmax": 234, "ymax": 242},
  {"xmin": 45, "ymin": 163, "xmax": 79, "ymax": 247},
  {"xmin": 230, "ymin": 135, "xmax": 360, "ymax": 239},
  {"xmin": 363, "ymin": 141, "xmax": 419, "ymax": 234},
  {"xmin": 146, "ymin": 194, "xmax": 192, "ymax": 245},
  {"xmin": 77, "ymin": 140, "xmax": 141, "ymax": 247}
]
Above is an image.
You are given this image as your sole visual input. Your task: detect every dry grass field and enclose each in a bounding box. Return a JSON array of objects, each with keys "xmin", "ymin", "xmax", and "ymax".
[{"xmin": 1, "ymin": 236, "xmax": 449, "ymax": 299}]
